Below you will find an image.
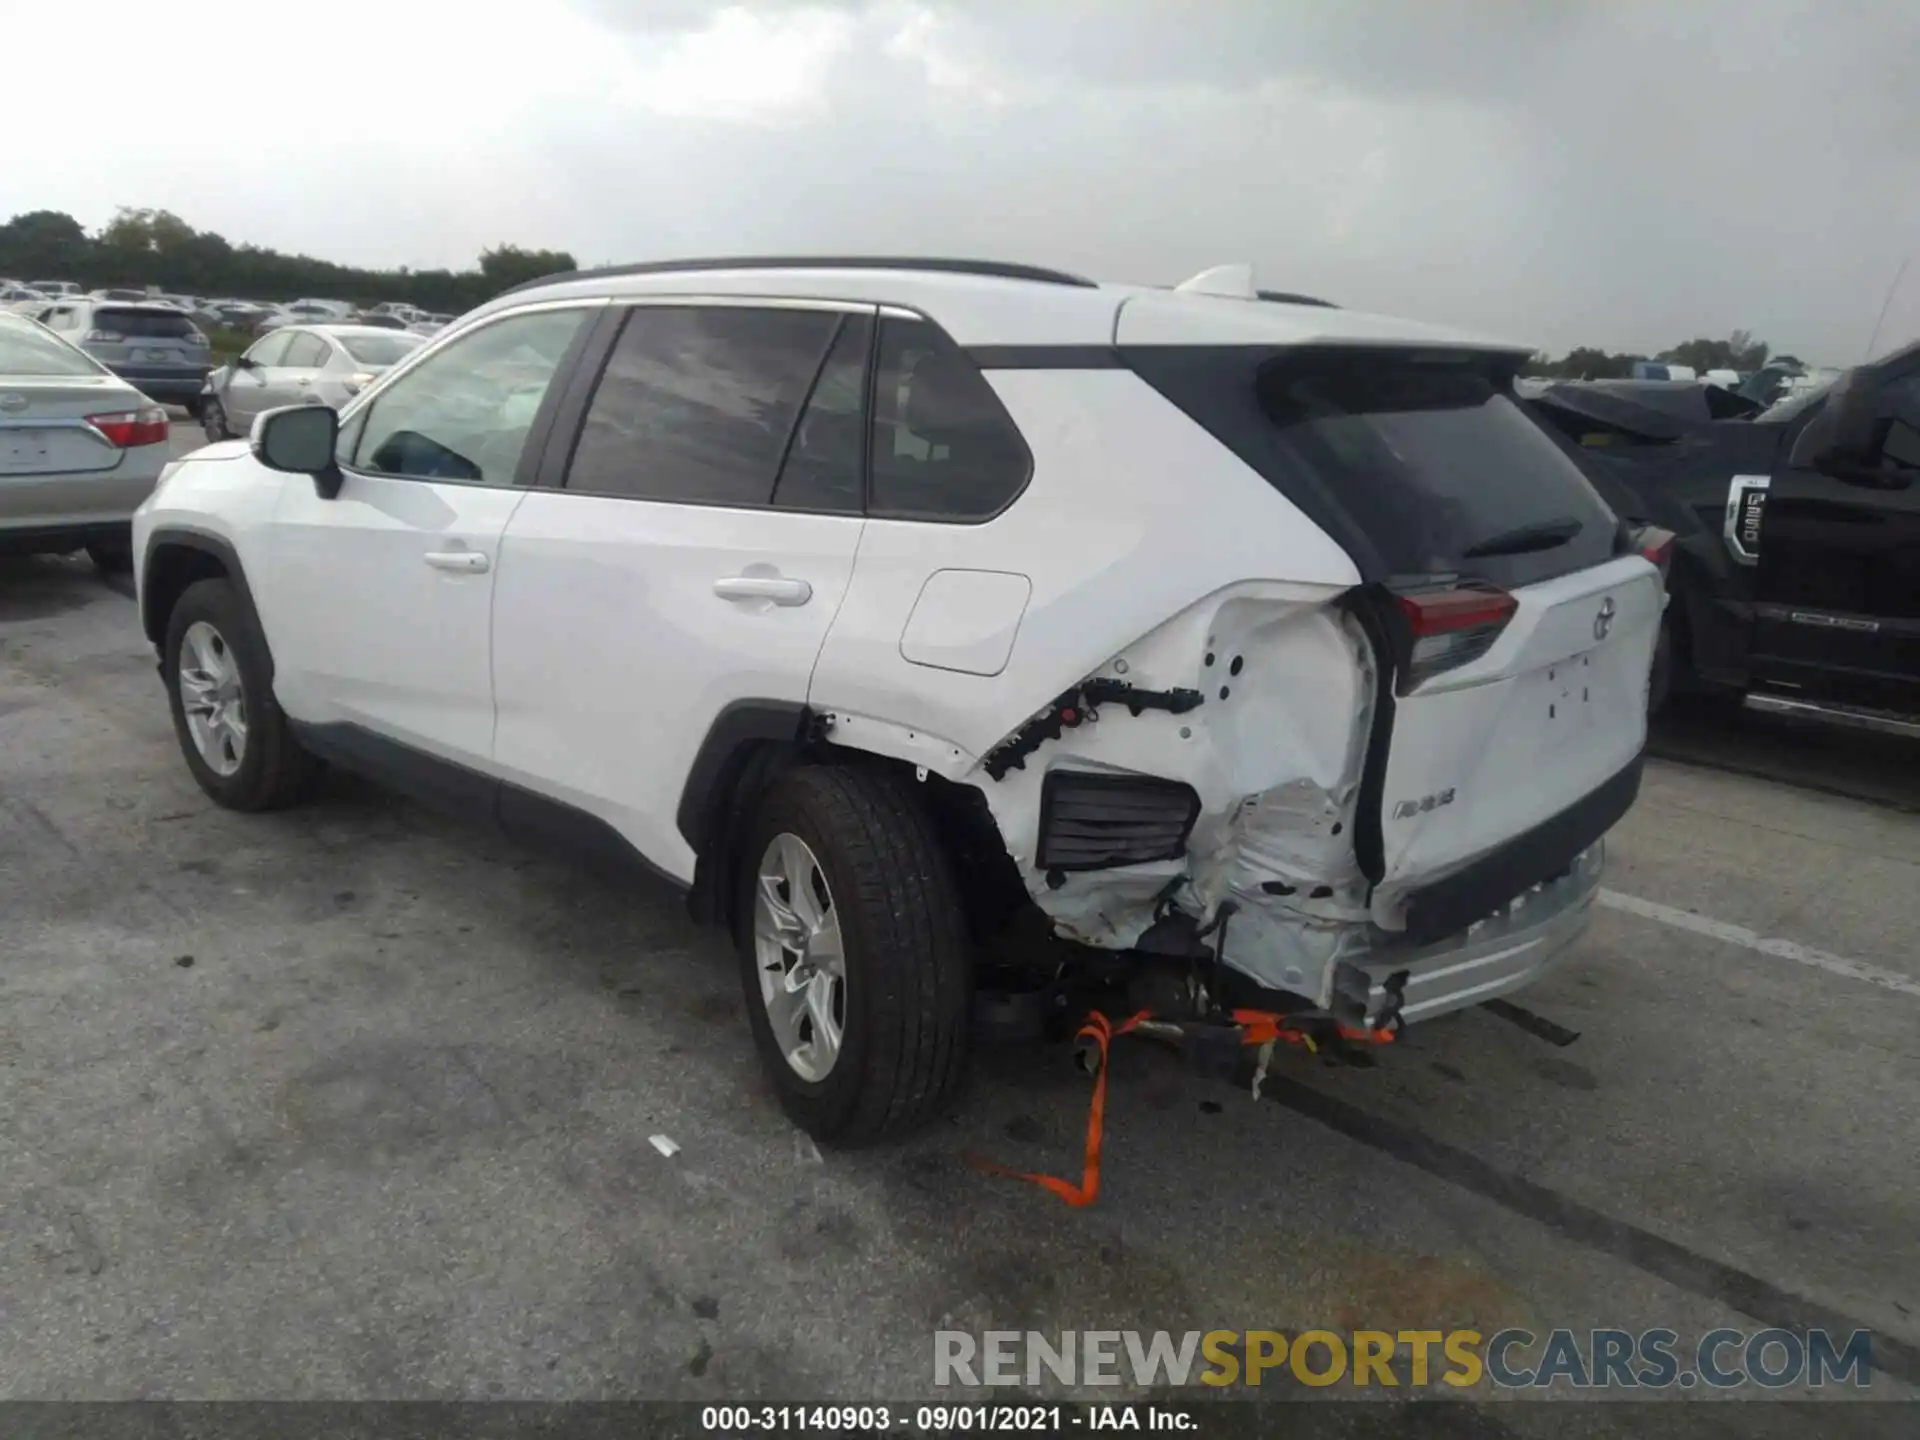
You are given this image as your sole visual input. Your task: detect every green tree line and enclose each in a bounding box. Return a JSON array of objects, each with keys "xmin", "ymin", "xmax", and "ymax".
[
  {"xmin": 0, "ymin": 207, "xmax": 577, "ymax": 314},
  {"xmin": 1522, "ymin": 329, "xmax": 1805, "ymax": 380}
]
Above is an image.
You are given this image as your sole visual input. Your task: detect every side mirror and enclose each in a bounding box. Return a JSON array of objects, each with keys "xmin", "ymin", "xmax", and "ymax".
[
  {"xmin": 252, "ymin": 404, "xmax": 344, "ymax": 499},
  {"xmin": 1788, "ymin": 367, "xmax": 1896, "ymax": 483}
]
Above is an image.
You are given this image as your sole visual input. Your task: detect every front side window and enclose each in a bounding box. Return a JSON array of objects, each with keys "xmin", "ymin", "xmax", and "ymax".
[
  {"xmin": 244, "ymin": 332, "xmax": 292, "ymax": 367},
  {"xmin": 282, "ymin": 332, "xmax": 329, "ymax": 368},
  {"xmin": 564, "ymin": 304, "xmax": 839, "ymax": 506},
  {"xmin": 869, "ymin": 317, "xmax": 1031, "ymax": 521},
  {"xmin": 350, "ymin": 306, "xmax": 586, "ymax": 486}
]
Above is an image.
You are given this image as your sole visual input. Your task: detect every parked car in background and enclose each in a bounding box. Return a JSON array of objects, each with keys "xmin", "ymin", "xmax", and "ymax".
[
  {"xmin": 1, "ymin": 284, "xmax": 48, "ymax": 313},
  {"xmin": 1525, "ymin": 345, "xmax": 1920, "ymax": 733},
  {"xmin": 256, "ymin": 301, "xmax": 347, "ymax": 334},
  {"xmin": 348, "ymin": 312, "xmax": 411, "ymax": 331},
  {"xmin": 199, "ymin": 324, "xmax": 424, "ymax": 441},
  {"xmin": 408, "ymin": 312, "xmax": 454, "ymax": 336},
  {"xmin": 91, "ymin": 287, "xmax": 157, "ymax": 304},
  {"xmin": 29, "ymin": 280, "xmax": 83, "ymax": 299},
  {"xmin": 33, "ymin": 299, "xmax": 212, "ymax": 410},
  {"xmin": 134, "ymin": 256, "xmax": 1662, "ymax": 1144},
  {"xmin": 0, "ymin": 311, "xmax": 171, "ymax": 571}
]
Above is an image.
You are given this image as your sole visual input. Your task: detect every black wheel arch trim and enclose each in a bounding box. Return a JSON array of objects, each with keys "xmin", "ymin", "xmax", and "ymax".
[
  {"xmin": 676, "ymin": 700, "xmax": 814, "ymax": 853},
  {"xmin": 140, "ymin": 526, "xmax": 268, "ymax": 671},
  {"xmin": 288, "ymin": 720, "xmax": 688, "ymax": 894}
]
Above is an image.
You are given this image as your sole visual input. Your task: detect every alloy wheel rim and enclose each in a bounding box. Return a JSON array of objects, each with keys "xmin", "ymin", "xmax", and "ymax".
[
  {"xmin": 178, "ymin": 620, "xmax": 247, "ymax": 776},
  {"xmin": 752, "ymin": 832, "xmax": 847, "ymax": 1082},
  {"xmin": 204, "ymin": 400, "xmax": 225, "ymax": 439}
]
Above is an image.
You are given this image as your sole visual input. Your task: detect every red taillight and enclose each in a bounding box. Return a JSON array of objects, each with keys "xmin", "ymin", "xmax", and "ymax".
[
  {"xmin": 1393, "ymin": 585, "xmax": 1518, "ymax": 690},
  {"xmin": 1631, "ymin": 524, "xmax": 1676, "ymax": 576},
  {"xmin": 87, "ymin": 406, "xmax": 169, "ymax": 448}
]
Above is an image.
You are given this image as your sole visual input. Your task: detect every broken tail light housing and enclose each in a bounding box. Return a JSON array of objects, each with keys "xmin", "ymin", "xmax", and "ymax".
[
  {"xmin": 1392, "ymin": 584, "xmax": 1518, "ymax": 691},
  {"xmin": 1629, "ymin": 523, "xmax": 1676, "ymax": 578},
  {"xmin": 87, "ymin": 406, "xmax": 169, "ymax": 448}
]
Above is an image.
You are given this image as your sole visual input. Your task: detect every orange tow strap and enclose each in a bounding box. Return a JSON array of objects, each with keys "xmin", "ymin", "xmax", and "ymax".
[{"xmin": 966, "ymin": 1007, "xmax": 1394, "ymax": 1208}]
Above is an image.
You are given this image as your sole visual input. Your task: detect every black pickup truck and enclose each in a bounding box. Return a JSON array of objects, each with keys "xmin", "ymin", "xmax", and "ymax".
[{"xmin": 1523, "ymin": 341, "xmax": 1920, "ymax": 736}]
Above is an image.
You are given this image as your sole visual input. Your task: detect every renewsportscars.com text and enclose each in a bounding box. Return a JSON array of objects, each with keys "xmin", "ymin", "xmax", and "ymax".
[{"xmin": 933, "ymin": 1327, "xmax": 1876, "ymax": 1390}]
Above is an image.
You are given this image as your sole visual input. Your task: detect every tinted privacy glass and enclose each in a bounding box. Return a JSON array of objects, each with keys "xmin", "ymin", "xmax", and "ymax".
[
  {"xmin": 0, "ymin": 318, "xmax": 99, "ymax": 376},
  {"xmin": 773, "ymin": 314, "xmax": 870, "ymax": 512},
  {"xmin": 566, "ymin": 305, "xmax": 837, "ymax": 506},
  {"xmin": 1130, "ymin": 348, "xmax": 1618, "ymax": 588},
  {"xmin": 870, "ymin": 317, "xmax": 1030, "ymax": 520},
  {"xmin": 352, "ymin": 307, "xmax": 586, "ymax": 486},
  {"xmin": 96, "ymin": 307, "xmax": 195, "ymax": 339}
]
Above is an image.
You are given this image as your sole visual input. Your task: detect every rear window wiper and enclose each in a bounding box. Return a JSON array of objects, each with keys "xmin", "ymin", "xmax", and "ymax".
[{"xmin": 1462, "ymin": 516, "xmax": 1584, "ymax": 559}]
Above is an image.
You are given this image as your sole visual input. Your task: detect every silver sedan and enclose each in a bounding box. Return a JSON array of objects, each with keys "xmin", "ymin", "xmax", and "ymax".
[
  {"xmin": 0, "ymin": 311, "xmax": 172, "ymax": 571},
  {"xmin": 199, "ymin": 325, "xmax": 427, "ymax": 442}
]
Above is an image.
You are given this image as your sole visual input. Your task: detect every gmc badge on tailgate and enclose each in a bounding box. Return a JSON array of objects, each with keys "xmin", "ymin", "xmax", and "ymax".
[{"xmin": 1723, "ymin": 474, "xmax": 1769, "ymax": 565}]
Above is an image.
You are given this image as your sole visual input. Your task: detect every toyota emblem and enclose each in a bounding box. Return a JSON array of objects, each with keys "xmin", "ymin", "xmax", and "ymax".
[
  {"xmin": 1594, "ymin": 596, "xmax": 1617, "ymax": 641},
  {"xmin": 0, "ymin": 392, "xmax": 27, "ymax": 412}
]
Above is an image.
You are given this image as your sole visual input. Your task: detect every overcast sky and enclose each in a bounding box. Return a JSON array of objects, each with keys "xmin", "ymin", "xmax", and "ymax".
[{"xmin": 9, "ymin": 0, "xmax": 1919, "ymax": 359}]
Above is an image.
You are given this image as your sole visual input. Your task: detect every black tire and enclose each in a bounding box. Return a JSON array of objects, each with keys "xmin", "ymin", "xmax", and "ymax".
[
  {"xmin": 735, "ymin": 764, "xmax": 972, "ymax": 1145},
  {"xmin": 86, "ymin": 538, "xmax": 132, "ymax": 574},
  {"xmin": 162, "ymin": 577, "xmax": 317, "ymax": 811},
  {"xmin": 202, "ymin": 395, "xmax": 231, "ymax": 442},
  {"xmin": 1648, "ymin": 611, "xmax": 1674, "ymax": 717}
]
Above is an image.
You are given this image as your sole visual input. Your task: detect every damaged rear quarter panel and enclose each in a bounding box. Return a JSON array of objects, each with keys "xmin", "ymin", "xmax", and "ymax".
[{"xmin": 805, "ymin": 365, "xmax": 1371, "ymax": 992}]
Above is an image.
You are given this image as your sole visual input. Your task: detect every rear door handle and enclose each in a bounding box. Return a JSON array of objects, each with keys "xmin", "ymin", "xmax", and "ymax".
[
  {"xmin": 424, "ymin": 550, "xmax": 490, "ymax": 574},
  {"xmin": 713, "ymin": 575, "xmax": 812, "ymax": 606}
]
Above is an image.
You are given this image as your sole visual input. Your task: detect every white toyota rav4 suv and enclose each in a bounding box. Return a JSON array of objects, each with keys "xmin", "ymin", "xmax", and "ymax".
[{"xmin": 133, "ymin": 257, "xmax": 1662, "ymax": 1144}]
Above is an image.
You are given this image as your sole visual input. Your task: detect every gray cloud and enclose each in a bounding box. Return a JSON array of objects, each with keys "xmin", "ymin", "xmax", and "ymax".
[{"xmin": 7, "ymin": 0, "xmax": 1917, "ymax": 360}]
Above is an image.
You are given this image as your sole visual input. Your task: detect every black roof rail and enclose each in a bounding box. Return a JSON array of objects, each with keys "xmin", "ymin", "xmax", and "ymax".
[
  {"xmin": 1257, "ymin": 289, "xmax": 1337, "ymax": 309},
  {"xmin": 495, "ymin": 255, "xmax": 1098, "ymax": 300}
]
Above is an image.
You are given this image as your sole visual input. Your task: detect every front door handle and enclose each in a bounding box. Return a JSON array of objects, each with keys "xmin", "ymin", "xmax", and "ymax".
[
  {"xmin": 424, "ymin": 550, "xmax": 490, "ymax": 574},
  {"xmin": 713, "ymin": 575, "xmax": 811, "ymax": 606}
]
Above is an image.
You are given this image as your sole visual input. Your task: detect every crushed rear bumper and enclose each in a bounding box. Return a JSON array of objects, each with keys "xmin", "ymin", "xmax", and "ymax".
[{"xmin": 1335, "ymin": 841, "xmax": 1603, "ymax": 1026}]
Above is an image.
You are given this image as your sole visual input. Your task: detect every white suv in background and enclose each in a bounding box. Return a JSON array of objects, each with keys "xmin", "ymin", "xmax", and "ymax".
[{"xmin": 132, "ymin": 257, "xmax": 1662, "ymax": 1144}]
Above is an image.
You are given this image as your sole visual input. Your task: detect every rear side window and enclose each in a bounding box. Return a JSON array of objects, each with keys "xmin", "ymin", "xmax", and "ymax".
[
  {"xmin": 0, "ymin": 317, "xmax": 100, "ymax": 376},
  {"xmin": 869, "ymin": 317, "xmax": 1030, "ymax": 521},
  {"xmin": 1130, "ymin": 347, "xmax": 1619, "ymax": 589},
  {"xmin": 95, "ymin": 307, "xmax": 195, "ymax": 339},
  {"xmin": 565, "ymin": 305, "xmax": 838, "ymax": 506}
]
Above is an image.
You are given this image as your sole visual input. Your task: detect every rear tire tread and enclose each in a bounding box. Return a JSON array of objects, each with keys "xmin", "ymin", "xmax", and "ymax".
[{"xmin": 740, "ymin": 763, "xmax": 971, "ymax": 1146}]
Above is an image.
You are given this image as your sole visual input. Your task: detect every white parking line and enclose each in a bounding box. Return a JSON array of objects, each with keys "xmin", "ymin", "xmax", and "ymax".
[{"xmin": 1598, "ymin": 888, "xmax": 1920, "ymax": 999}]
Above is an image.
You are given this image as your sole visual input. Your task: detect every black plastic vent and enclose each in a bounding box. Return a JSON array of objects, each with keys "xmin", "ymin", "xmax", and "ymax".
[{"xmin": 1037, "ymin": 771, "xmax": 1201, "ymax": 872}]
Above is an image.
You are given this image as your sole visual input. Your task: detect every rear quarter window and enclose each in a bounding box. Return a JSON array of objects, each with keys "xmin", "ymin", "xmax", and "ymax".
[{"xmin": 869, "ymin": 317, "xmax": 1031, "ymax": 522}]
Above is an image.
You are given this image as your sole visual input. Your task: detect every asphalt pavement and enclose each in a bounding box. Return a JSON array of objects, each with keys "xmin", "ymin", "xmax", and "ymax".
[{"xmin": 1, "ymin": 422, "xmax": 1916, "ymax": 1427}]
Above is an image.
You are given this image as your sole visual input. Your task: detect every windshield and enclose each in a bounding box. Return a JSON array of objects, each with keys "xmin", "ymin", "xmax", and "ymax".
[
  {"xmin": 339, "ymin": 333, "xmax": 424, "ymax": 367},
  {"xmin": 0, "ymin": 316, "xmax": 104, "ymax": 376}
]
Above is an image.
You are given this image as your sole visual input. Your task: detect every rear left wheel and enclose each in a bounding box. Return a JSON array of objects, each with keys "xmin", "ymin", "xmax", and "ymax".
[{"xmin": 735, "ymin": 764, "xmax": 972, "ymax": 1145}]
